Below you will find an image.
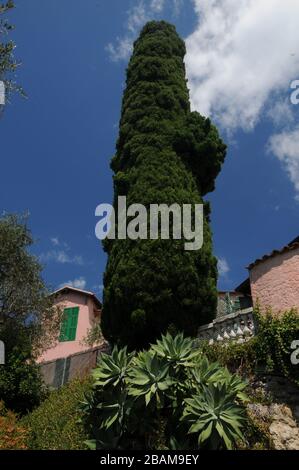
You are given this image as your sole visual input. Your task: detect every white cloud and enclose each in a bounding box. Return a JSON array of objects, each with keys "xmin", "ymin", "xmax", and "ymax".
[
  {"xmin": 50, "ymin": 237, "xmax": 59, "ymax": 246},
  {"xmin": 268, "ymin": 126, "xmax": 299, "ymax": 199},
  {"xmin": 50, "ymin": 237, "xmax": 70, "ymax": 250},
  {"xmin": 185, "ymin": 0, "xmax": 299, "ymax": 132},
  {"xmin": 218, "ymin": 257, "xmax": 230, "ymax": 277},
  {"xmin": 127, "ymin": 1, "xmax": 147, "ymax": 33},
  {"xmin": 266, "ymin": 99, "xmax": 295, "ymax": 128},
  {"xmin": 150, "ymin": 0, "xmax": 165, "ymax": 13},
  {"xmin": 185, "ymin": 0, "xmax": 299, "ymax": 198},
  {"xmin": 106, "ymin": 0, "xmax": 182, "ymax": 62},
  {"xmin": 173, "ymin": 0, "xmax": 183, "ymax": 17},
  {"xmin": 40, "ymin": 250, "xmax": 83, "ymax": 265},
  {"xmin": 60, "ymin": 277, "xmax": 87, "ymax": 290},
  {"xmin": 106, "ymin": 1, "xmax": 146, "ymax": 62},
  {"xmin": 106, "ymin": 37, "xmax": 133, "ymax": 63}
]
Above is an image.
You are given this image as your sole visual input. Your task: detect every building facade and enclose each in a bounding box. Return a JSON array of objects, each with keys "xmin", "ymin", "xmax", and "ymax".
[
  {"xmin": 217, "ymin": 290, "xmax": 252, "ymax": 318},
  {"xmin": 37, "ymin": 286, "xmax": 102, "ymax": 364},
  {"xmin": 248, "ymin": 239, "xmax": 299, "ymax": 315}
]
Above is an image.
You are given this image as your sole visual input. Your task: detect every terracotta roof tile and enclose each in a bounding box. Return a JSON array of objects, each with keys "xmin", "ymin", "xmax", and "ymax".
[
  {"xmin": 247, "ymin": 240, "xmax": 299, "ymax": 270},
  {"xmin": 52, "ymin": 285, "xmax": 102, "ymax": 309}
]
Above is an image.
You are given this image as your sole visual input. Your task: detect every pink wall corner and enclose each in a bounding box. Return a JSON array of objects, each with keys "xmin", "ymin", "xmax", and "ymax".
[
  {"xmin": 37, "ymin": 291, "xmax": 101, "ymax": 363},
  {"xmin": 250, "ymin": 246, "xmax": 299, "ymax": 316}
]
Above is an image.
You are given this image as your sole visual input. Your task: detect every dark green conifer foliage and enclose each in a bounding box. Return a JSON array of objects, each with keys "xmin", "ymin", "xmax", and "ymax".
[{"xmin": 102, "ymin": 21, "xmax": 226, "ymax": 349}]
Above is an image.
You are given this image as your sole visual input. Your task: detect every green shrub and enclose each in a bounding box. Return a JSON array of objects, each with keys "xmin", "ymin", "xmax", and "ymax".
[
  {"xmin": 22, "ymin": 377, "xmax": 92, "ymax": 450},
  {"xmin": 200, "ymin": 308, "xmax": 299, "ymax": 384},
  {"xmin": 0, "ymin": 213, "xmax": 63, "ymax": 414},
  {"xmin": 200, "ymin": 338, "xmax": 258, "ymax": 377},
  {"xmin": 82, "ymin": 333, "xmax": 248, "ymax": 450},
  {"xmin": 255, "ymin": 308, "xmax": 299, "ymax": 382},
  {"xmin": 239, "ymin": 407, "xmax": 273, "ymax": 450},
  {"xmin": 0, "ymin": 348, "xmax": 47, "ymax": 414}
]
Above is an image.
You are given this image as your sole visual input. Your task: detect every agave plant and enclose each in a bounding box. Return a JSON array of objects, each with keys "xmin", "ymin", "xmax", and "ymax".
[
  {"xmin": 219, "ymin": 367, "xmax": 249, "ymax": 403},
  {"xmin": 92, "ymin": 346, "xmax": 133, "ymax": 388},
  {"xmin": 127, "ymin": 351, "xmax": 173, "ymax": 406},
  {"xmin": 82, "ymin": 333, "xmax": 249, "ymax": 450},
  {"xmin": 95, "ymin": 388, "xmax": 130, "ymax": 430},
  {"xmin": 151, "ymin": 332, "xmax": 201, "ymax": 370},
  {"xmin": 80, "ymin": 387, "xmax": 123, "ymax": 449},
  {"xmin": 189, "ymin": 356, "xmax": 224, "ymax": 390},
  {"xmin": 181, "ymin": 382, "xmax": 246, "ymax": 450}
]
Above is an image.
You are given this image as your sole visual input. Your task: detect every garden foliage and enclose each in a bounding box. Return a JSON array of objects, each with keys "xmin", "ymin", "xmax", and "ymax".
[
  {"xmin": 202, "ymin": 308, "xmax": 299, "ymax": 383},
  {"xmin": 0, "ymin": 401, "xmax": 28, "ymax": 450},
  {"xmin": 0, "ymin": 214, "xmax": 62, "ymax": 413},
  {"xmin": 22, "ymin": 378, "xmax": 92, "ymax": 450},
  {"xmin": 82, "ymin": 333, "xmax": 247, "ymax": 450}
]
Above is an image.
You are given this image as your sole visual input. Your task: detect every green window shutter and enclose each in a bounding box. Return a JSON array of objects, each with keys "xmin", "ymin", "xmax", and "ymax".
[
  {"xmin": 59, "ymin": 310, "xmax": 68, "ymax": 342},
  {"xmin": 68, "ymin": 307, "xmax": 79, "ymax": 341},
  {"xmin": 59, "ymin": 307, "xmax": 79, "ymax": 342}
]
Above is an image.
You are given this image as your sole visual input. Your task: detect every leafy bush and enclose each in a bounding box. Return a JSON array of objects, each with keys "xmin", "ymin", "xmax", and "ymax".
[
  {"xmin": 22, "ymin": 377, "xmax": 92, "ymax": 450},
  {"xmin": 0, "ymin": 401, "xmax": 28, "ymax": 450},
  {"xmin": 0, "ymin": 213, "xmax": 62, "ymax": 413},
  {"xmin": 82, "ymin": 333, "xmax": 248, "ymax": 450},
  {"xmin": 0, "ymin": 348, "xmax": 47, "ymax": 414},
  {"xmin": 201, "ymin": 338, "xmax": 258, "ymax": 377},
  {"xmin": 201, "ymin": 308, "xmax": 299, "ymax": 384},
  {"xmin": 255, "ymin": 308, "xmax": 299, "ymax": 381},
  {"xmin": 239, "ymin": 406, "xmax": 273, "ymax": 450}
]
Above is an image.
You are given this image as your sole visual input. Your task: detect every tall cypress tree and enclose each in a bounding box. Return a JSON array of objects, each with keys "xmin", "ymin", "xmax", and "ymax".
[{"xmin": 102, "ymin": 21, "xmax": 226, "ymax": 349}]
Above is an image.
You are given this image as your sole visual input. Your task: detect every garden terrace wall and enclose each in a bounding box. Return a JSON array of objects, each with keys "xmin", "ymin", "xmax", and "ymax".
[
  {"xmin": 40, "ymin": 342, "xmax": 110, "ymax": 388},
  {"xmin": 198, "ymin": 308, "xmax": 256, "ymax": 344}
]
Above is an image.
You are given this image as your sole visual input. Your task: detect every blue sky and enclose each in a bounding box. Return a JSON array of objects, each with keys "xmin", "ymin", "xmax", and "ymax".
[{"xmin": 1, "ymin": 0, "xmax": 299, "ymax": 298}]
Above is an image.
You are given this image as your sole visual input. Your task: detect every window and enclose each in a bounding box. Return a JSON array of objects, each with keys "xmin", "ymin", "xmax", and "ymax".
[{"xmin": 59, "ymin": 307, "xmax": 79, "ymax": 342}]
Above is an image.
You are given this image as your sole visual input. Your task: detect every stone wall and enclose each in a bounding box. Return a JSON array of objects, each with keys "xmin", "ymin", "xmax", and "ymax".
[
  {"xmin": 40, "ymin": 342, "xmax": 110, "ymax": 388},
  {"xmin": 249, "ymin": 374, "xmax": 299, "ymax": 450},
  {"xmin": 198, "ymin": 308, "xmax": 256, "ymax": 344}
]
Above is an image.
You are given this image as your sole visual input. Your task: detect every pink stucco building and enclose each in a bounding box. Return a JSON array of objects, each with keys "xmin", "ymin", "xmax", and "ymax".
[
  {"xmin": 37, "ymin": 285, "xmax": 102, "ymax": 363},
  {"xmin": 248, "ymin": 236, "xmax": 299, "ymax": 315}
]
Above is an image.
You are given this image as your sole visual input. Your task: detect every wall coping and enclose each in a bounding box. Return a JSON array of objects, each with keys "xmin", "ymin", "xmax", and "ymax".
[
  {"xmin": 39, "ymin": 341, "xmax": 109, "ymax": 366},
  {"xmin": 198, "ymin": 307, "xmax": 254, "ymax": 332}
]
